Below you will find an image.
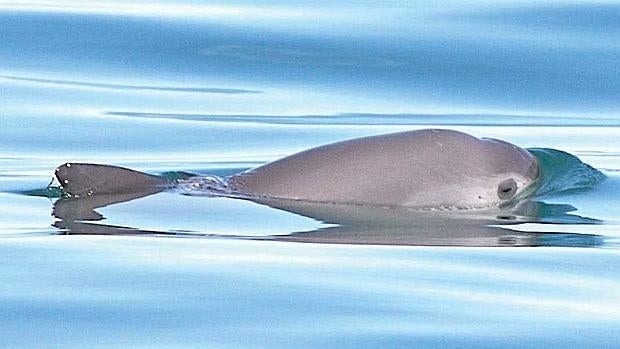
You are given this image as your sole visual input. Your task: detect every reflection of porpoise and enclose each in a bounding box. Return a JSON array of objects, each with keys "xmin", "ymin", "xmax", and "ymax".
[{"xmin": 55, "ymin": 129, "xmax": 540, "ymax": 209}]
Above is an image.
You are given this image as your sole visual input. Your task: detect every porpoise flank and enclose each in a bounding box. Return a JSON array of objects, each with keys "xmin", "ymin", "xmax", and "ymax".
[{"xmin": 55, "ymin": 129, "xmax": 540, "ymax": 209}]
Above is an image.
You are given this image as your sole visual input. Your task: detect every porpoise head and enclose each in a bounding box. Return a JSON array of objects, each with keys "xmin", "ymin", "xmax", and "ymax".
[
  {"xmin": 388, "ymin": 131, "xmax": 541, "ymax": 210},
  {"xmin": 475, "ymin": 137, "xmax": 540, "ymax": 208}
]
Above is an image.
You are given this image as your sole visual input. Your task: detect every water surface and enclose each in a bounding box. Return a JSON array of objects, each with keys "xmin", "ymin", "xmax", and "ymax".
[{"xmin": 1, "ymin": 1, "xmax": 619, "ymax": 348}]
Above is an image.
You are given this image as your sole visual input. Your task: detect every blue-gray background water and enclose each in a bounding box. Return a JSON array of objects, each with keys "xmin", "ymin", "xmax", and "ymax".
[{"xmin": 1, "ymin": 1, "xmax": 619, "ymax": 348}]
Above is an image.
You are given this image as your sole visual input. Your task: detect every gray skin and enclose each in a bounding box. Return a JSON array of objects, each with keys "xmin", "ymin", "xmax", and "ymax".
[
  {"xmin": 55, "ymin": 162, "xmax": 166, "ymax": 197},
  {"xmin": 228, "ymin": 129, "xmax": 540, "ymax": 209},
  {"xmin": 55, "ymin": 129, "xmax": 539, "ymax": 209}
]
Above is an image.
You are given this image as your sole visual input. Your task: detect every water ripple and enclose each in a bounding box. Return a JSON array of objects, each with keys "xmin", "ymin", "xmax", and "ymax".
[
  {"xmin": 106, "ymin": 111, "xmax": 620, "ymax": 127},
  {"xmin": 1, "ymin": 75, "xmax": 261, "ymax": 94}
]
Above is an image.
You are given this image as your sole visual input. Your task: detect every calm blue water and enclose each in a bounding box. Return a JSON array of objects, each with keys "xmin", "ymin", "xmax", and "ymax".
[{"xmin": 1, "ymin": 1, "xmax": 619, "ymax": 348}]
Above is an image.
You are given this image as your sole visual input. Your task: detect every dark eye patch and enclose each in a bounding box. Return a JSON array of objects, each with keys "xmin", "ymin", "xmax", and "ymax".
[{"xmin": 498, "ymin": 178, "xmax": 517, "ymax": 199}]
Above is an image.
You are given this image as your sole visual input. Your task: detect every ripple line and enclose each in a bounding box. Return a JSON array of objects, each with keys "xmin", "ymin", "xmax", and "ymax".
[{"xmin": 1, "ymin": 75, "xmax": 261, "ymax": 94}]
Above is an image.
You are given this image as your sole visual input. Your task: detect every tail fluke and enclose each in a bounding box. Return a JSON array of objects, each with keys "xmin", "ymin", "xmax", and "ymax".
[{"xmin": 55, "ymin": 163, "xmax": 167, "ymax": 198}]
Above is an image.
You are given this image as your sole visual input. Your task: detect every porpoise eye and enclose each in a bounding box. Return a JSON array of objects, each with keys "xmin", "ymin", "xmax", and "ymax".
[{"xmin": 498, "ymin": 178, "xmax": 517, "ymax": 199}]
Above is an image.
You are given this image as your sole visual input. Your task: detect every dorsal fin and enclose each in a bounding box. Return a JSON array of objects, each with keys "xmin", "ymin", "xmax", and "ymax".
[{"xmin": 55, "ymin": 163, "xmax": 167, "ymax": 197}]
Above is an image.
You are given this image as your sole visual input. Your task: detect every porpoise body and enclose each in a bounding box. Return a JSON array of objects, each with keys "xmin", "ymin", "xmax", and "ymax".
[
  {"xmin": 228, "ymin": 129, "xmax": 539, "ymax": 209},
  {"xmin": 55, "ymin": 129, "xmax": 540, "ymax": 209}
]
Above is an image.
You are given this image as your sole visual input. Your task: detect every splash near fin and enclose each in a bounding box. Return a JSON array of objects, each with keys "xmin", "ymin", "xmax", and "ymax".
[{"xmin": 55, "ymin": 163, "xmax": 167, "ymax": 198}]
